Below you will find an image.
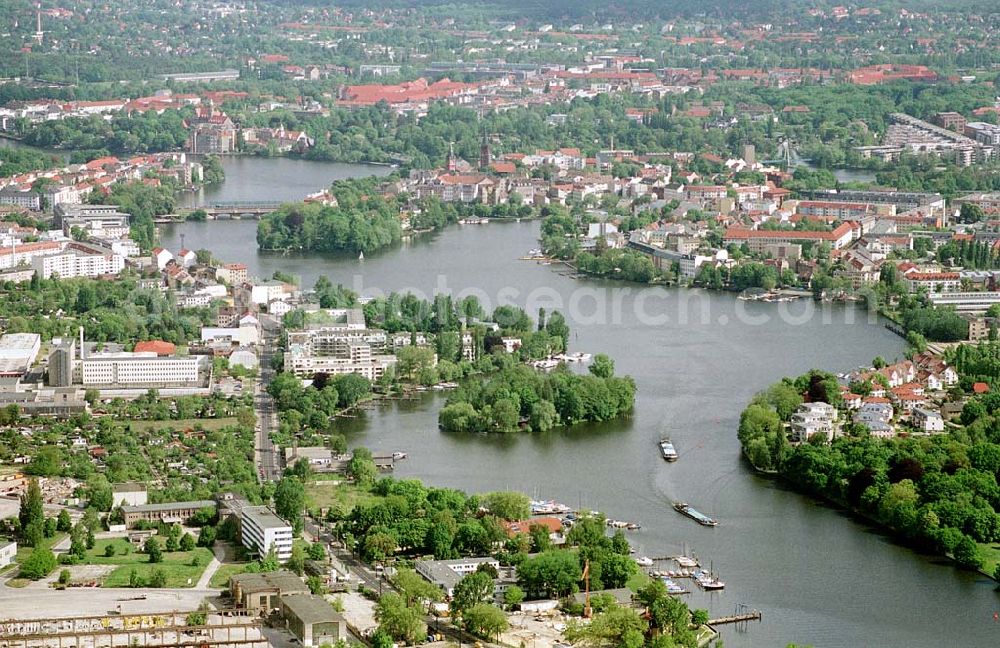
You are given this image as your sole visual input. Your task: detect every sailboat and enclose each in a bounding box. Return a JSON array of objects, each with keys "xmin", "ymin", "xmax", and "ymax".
[{"xmin": 358, "ymin": 250, "xmax": 365, "ymax": 261}]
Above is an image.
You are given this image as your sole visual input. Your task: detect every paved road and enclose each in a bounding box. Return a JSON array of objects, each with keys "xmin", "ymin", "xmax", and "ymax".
[
  {"xmin": 255, "ymin": 322, "xmax": 281, "ymax": 483},
  {"xmin": 194, "ymin": 542, "xmax": 227, "ymax": 590}
]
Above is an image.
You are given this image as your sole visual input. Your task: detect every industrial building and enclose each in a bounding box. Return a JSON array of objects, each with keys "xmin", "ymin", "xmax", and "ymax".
[
  {"xmin": 0, "ymin": 333, "xmax": 41, "ymax": 378},
  {"xmin": 279, "ymin": 594, "xmax": 349, "ymax": 646}
]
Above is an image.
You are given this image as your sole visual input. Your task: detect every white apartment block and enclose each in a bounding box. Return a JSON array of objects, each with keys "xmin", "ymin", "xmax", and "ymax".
[
  {"xmin": 241, "ymin": 506, "xmax": 293, "ymax": 562},
  {"xmin": 31, "ymin": 250, "xmax": 125, "ymax": 279},
  {"xmin": 790, "ymin": 402, "xmax": 837, "ymax": 442}
]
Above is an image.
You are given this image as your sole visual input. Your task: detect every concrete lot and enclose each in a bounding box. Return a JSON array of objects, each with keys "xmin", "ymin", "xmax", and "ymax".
[
  {"xmin": 334, "ymin": 591, "xmax": 378, "ymax": 635},
  {"xmin": 501, "ymin": 611, "xmax": 571, "ymax": 648},
  {"xmin": 0, "ymin": 586, "xmax": 223, "ymax": 619}
]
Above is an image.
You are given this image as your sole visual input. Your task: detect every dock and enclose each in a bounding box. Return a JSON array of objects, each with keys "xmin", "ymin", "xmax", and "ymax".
[{"xmin": 707, "ymin": 611, "xmax": 762, "ymax": 626}]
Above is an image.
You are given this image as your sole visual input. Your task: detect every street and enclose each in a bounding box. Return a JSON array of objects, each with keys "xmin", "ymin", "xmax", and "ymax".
[{"xmin": 255, "ymin": 319, "xmax": 281, "ymax": 483}]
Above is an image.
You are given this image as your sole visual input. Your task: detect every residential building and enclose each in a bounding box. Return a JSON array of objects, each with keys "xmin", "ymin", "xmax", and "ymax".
[
  {"xmin": 790, "ymin": 402, "xmax": 836, "ymax": 442},
  {"xmin": 911, "ymin": 407, "xmax": 945, "ymax": 433},
  {"xmin": 723, "ymin": 223, "xmax": 855, "ymax": 251},
  {"xmin": 31, "ymin": 247, "xmax": 125, "ymax": 279},
  {"xmin": 903, "ymin": 271, "xmax": 961, "ymax": 294},
  {"xmin": 241, "ymin": 506, "xmax": 293, "ymax": 562},
  {"xmin": 216, "ymin": 263, "xmax": 249, "ymax": 285}
]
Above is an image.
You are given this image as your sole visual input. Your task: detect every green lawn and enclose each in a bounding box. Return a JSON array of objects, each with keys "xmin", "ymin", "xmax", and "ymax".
[
  {"xmin": 86, "ymin": 538, "xmax": 213, "ymax": 588},
  {"xmin": 128, "ymin": 417, "xmax": 238, "ymax": 433},
  {"xmin": 626, "ymin": 569, "xmax": 652, "ymax": 592},
  {"xmin": 305, "ymin": 482, "xmax": 383, "ymax": 515},
  {"xmin": 209, "ymin": 562, "xmax": 251, "ymax": 589},
  {"xmin": 978, "ymin": 542, "xmax": 1000, "ymax": 580},
  {"xmin": 15, "ymin": 533, "xmax": 67, "ymax": 564}
]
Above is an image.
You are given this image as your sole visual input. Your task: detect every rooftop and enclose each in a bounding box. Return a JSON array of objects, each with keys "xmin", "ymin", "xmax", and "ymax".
[
  {"xmin": 281, "ymin": 593, "xmax": 346, "ymax": 625},
  {"xmin": 120, "ymin": 500, "xmax": 216, "ymax": 514},
  {"xmin": 243, "ymin": 505, "xmax": 292, "ymax": 531}
]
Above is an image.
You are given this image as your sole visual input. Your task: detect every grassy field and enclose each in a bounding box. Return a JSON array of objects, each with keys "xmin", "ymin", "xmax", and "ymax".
[
  {"xmin": 305, "ymin": 481, "xmax": 383, "ymax": 515},
  {"xmin": 626, "ymin": 570, "xmax": 652, "ymax": 592},
  {"xmin": 978, "ymin": 542, "xmax": 1000, "ymax": 580},
  {"xmin": 128, "ymin": 417, "xmax": 238, "ymax": 433},
  {"xmin": 86, "ymin": 538, "xmax": 213, "ymax": 588},
  {"xmin": 15, "ymin": 533, "xmax": 67, "ymax": 564},
  {"xmin": 209, "ymin": 562, "xmax": 251, "ymax": 589}
]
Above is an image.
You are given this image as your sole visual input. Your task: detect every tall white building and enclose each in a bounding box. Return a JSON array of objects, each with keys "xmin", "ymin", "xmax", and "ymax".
[{"xmin": 241, "ymin": 506, "xmax": 293, "ymax": 562}]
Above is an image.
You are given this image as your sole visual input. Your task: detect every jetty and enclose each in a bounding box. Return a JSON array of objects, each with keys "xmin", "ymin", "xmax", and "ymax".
[{"xmin": 707, "ymin": 610, "xmax": 762, "ymax": 626}]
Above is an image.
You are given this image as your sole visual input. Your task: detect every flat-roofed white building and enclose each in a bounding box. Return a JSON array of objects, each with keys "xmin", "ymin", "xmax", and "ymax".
[
  {"xmin": 31, "ymin": 249, "xmax": 125, "ymax": 279},
  {"xmin": 0, "ymin": 333, "xmax": 41, "ymax": 377},
  {"xmin": 81, "ymin": 353, "xmax": 210, "ymax": 388},
  {"xmin": 241, "ymin": 506, "xmax": 293, "ymax": 562}
]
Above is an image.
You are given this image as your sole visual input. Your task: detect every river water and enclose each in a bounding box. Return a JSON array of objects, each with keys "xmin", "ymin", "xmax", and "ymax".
[{"xmin": 159, "ymin": 158, "xmax": 998, "ymax": 648}]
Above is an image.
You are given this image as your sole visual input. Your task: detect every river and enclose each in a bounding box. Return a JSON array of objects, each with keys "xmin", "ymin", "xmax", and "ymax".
[{"xmin": 159, "ymin": 160, "xmax": 998, "ymax": 648}]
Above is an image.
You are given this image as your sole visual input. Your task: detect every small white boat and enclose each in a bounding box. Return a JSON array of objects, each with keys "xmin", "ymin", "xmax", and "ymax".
[
  {"xmin": 358, "ymin": 251, "xmax": 365, "ymax": 261},
  {"xmin": 635, "ymin": 556, "xmax": 653, "ymax": 567},
  {"xmin": 392, "ymin": 452, "xmax": 407, "ymax": 460},
  {"xmin": 659, "ymin": 438, "xmax": 678, "ymax": 462}
]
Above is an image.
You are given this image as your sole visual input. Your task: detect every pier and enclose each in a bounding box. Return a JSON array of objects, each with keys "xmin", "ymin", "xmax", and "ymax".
[{"xmin": 707, "ymin": 610, "xmax": 762, "ymax": 626}]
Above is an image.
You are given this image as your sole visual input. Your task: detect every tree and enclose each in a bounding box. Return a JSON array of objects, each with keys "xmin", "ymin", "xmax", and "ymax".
[
  {"xmin": 145, "ymin": 537, "xmax": 163, "ymax": 563},
  {"xmin": 128, "ymin": 568, "xmax": 143, "ymax": 588},
  {"xmin": 462, "ymin": 603, "xmax": 509, "ymax": 639},
  {"xmin": 374, "ymin": 593, "xmax": 426, "ymax": 645},
  {"xmin": 197, "ymin": 525, "xmax": 217, "ymax": 548},
  {"xmin": 180, "ymin": 533, "xmax": 196, "ymax": 552},
  {"xmin": 148, "ymin": 568, "xmax": 168, "ymax": 588},
  {"xmin": 503, "ymin": 584, "xmax": 526, "ymax": 608},
  {"xmin": 288, "ymin": 543, "xmax": 306, "ymax": 576},
  {"xmin": 349, "ymin": 448, "xmax": 378, "ymax": 486},
  {"xmin": 20, "ymin": 547, "xmax": 56, "ymax": 580},
  {"xmin": 953, "ymin": 534, "xmax": 983, "ymax": 570},
  {"xmin": 451, "ymin": 570, "xmax": 494, "ymax": 616},
  {"xmin": 517, "ymin": 550, "xmax": 582, "ymax": 598},
  {"xmin": 274, "ymin": 476, "xmax": 306, "ymax": 531},
  {"xmin": 393, "ymin": 568, "xmax": 444, "ymax": 608},
  {"xmin": 308, "ymin": 542, "xmax": 326, "ymax": 561},
  {"xmin": 589, "ymin": 354, "xmax": 615, "ymax": 379},
  {"xmin": 57, "ymin": 509, "xmax": 72, "ymax": 533},
  {"xmin": 482, "ymin": 491, "xmax": 530, "ymax": 521},
  {"xmin": 105, "ymin": 543, "xmax": 117, "ymax": 557},
  {"xmin": 19, "ymin": 479, "xmax": 44, "ymax": 543},
  {"xmin": 565, "ymin": 604, "xmax": 648, "ymax": 648}
]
